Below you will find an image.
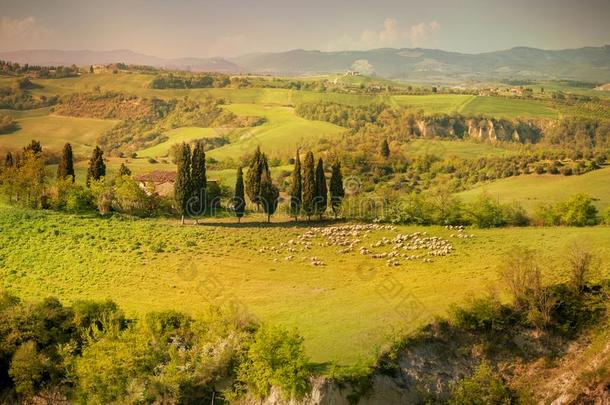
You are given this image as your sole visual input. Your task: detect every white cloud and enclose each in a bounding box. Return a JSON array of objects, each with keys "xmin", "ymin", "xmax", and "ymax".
[
  {"xmin": 327, "ymin": 19, "xmax": 441, "ymax": 51},
  {"xmin": 0, "ymin": 16, "xmax": 54, "ymax": 50}
]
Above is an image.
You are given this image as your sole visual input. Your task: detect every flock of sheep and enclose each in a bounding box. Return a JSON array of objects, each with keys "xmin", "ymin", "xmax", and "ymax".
[{"xmin": 257, "ymin": 224, "xmax": 475, "ymax": 268}]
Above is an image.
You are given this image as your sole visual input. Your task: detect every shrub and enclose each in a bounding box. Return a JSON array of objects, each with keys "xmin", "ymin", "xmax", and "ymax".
[
  {"xmin": 501, "ymin": 201, "xmax": 530, "ymax": 226},
  {"xmin": 65, "ymin": 185, "xmax": 94, "ymax": 213},
  {"xmin": 466, "ymin": 193, "xmax": 506, "ymax": 228},
  {"xmin": 237, "ymin": 326, "xmax": 310, "ymax": 400},
  {"xmin": 450, "ymin": 296, "xmax": 516, "ymax": 333},
  {"xmin": 449, "ymin": 362, "xmax": 513, "ymax": 405},
  {"xmin": 9, "ymin": 341, "xmax": 48, "ymax": 398},
  {"xmin": 557, "ymin": 194, "xmax": 599, "ymax": 226}
]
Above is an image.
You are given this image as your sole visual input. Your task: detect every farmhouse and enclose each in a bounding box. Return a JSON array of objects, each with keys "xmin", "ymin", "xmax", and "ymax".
[{"xmin": 136, "ymin": 171, "xmax": 218, "ymax": 197}]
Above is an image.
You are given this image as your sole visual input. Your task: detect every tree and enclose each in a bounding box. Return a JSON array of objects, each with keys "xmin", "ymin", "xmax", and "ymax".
[
  {"xmin": 57, "ymin": 143, "xmax": 75, "ymax": 182},
  {"xmin": 314, "ymin": 158, "xmax": 327, "ymax": 220},
  {"xmin": 86, "ymin": 146, "xmax": 106, "ymax": 187},
  {"xmin": 233, "ymin": 166, "xmax": 246, "ymax": 223},
  {"xmin": 118, "ymin": 163, "xmax": 131, "ymax": 177},
  {"xmin": 246, "ymin": 147, "xmax": 263, "ymax": 209},
  {"xmin": 174, "ymin": 143, "xmax": 192, "ymax": 225},
  {"xmin": 380, "ymin": 138, "xmax": 390, "ymax": 158},
  {"xmin": 23, "ymin": 140, "xmax": 42, "ymax": 157},
  {"xmin": 289, "ymin": 149, "xmax": 302, "ymax": 220},
  {"xmin": 89, "ymin": 65, "xmax": 94, "ymax": 74},
  {"xmin": 5, "ymin": 152, "xmax": 13, "ymax": 168},
  {"xmin": 329, "ymin": 160, "xmax": 345, "ymax": 218},
  {"xmin": 191, "ymin": 141, "xmax": 207, "ymax": 222},
  {"xmin": 258, "ymin": 157, "xmax": 279, "ymax": 223},
  {"xmin": 301, "ymin": 152, "xmax": 316, "ymax": 220}
]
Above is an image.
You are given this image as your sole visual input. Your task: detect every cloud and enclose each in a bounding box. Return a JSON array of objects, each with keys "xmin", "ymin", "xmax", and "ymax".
[
  {"xmin": 0, "ymin": 16, "xmax": 54, "ymax": 50},
  {"xmin": 327, "ymin": 19, "xmax": 441, "ymax": 51}
]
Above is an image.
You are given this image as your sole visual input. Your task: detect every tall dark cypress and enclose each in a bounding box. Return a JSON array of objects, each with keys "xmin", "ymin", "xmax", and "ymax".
[
  {"xmin": 57, "ymin": 143, "xmax": 75, "ymax": 182},
  {"xmin": 245, "ymin": 147, "xmax": 263, "ymax": 208},
  {"xmin": 191, "ymin": 141, "xmax": 207, "ymax": 217},
  {"xmin": 329, "ymin": 160, "xmax": 345, "ymax": 218},
  {"xmin": 289, "ymin": 149, "xmax": 302, "ymax": 220},
  {"xmin": 86, "ymin": 146, "xmax": 106, "ymax": 187},
  {"xmin": 174, "ymin": 142, "xmax": 192, "ymax": 225},
  {"xmin": 118, "ymin": 163, "xmax": 131, "ymax": 176},
  {"xmin": 380, "ymin": 138, "xmax": 390, "ymax": 158},
  {"xmin": 233, "ymin": 166, "xmax": 246, "ymax": 223},
  {"xmin": 5, "ymin": 152, "xmax": 13, "ymax": 168},
  {"xmin": 314, "ymin": 157, "xmax": 327, "ymax": 220},
  {"xmin": 258, "ymin": 156, "xmax": 279, "ymax": 223},
  {"xmin": 301, "ymin": 151, "xmax": 316, "ymax": 220}
]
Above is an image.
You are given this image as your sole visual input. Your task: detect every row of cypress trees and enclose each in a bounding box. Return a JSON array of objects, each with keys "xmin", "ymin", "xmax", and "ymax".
[
  {"xmin": 174, "ymin": 141, "xmax": 207, "ymax": 224},
  {"xmin": 233, "ymin": 147, "xmax": 345, "ymax": 223}
]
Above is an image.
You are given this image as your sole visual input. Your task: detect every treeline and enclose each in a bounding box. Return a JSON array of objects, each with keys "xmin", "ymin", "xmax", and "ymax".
[
  {"xmin": 0, "ymin": 114, "xmax": 18, "ymax": 134},
  {"xmin": 362, "ymin": 191, "xmax": 608, "ymax": 227},
  {"xmin": 0, "ymin": 60, "xmax": 80, "ymax": 78},
  {"xmin": 0, "ymin": 291, "xmax": 310, "ymax": 403},
  {"xmin": 149, "ymin": 73, "xmax": 231, "ymax": 89},
  {"xmin": 0, "ymin": 82, "xmax": 58, "ymax": 110},
  {"xmin": 52, "ymin": 92, "xmax": 258, "ymax": 155}
]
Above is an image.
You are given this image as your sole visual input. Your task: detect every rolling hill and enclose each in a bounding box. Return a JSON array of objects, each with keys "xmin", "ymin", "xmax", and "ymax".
[{"xmin": 2, "ymin": 45, "xmax": 609, "ymax": 81}]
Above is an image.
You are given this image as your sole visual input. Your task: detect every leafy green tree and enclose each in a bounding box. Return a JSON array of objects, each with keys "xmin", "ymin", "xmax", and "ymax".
[
  {"xmin": 237, "ymin": 326, "xmax": 310, "ymax": 400},
  {"xmin": 450, "ymin": 362, "xmax": 512, "ymax": 405},
  {"xmin": 174, "ymin": 142, "xmax": 192, "ymax": 224},
  {"xmin": 118, "ymin": 163, "xmax": 131, "ymax": 177},
  {"xmin": 9, "ymin": 341, "xmax": 48, "ymax": 398},
  {"xmin": 314, "ymin": 158, "xmax": 327, "ymax": 220},
  {"xmin": 246, "ymin": 147, "xmax": 263, "ymax": 209},
  {"xmin": 380, "ymin": 138, "xmax": 390, "ymax": 158},
  {"xmin": 57, "ymin": 143, "xmax": 75, "ymax": 182},
  {"xmin": 558, "ymin": 194, "xmax": 599, "ymax": 226},
  {"xmin": 301, "ymin": 152, "xmax": 316, "ymax": 220},
  {"xmin": 329, "ymin": 160, "xmax": 345, "ymax": 218},
  {"xmin": 289, "ymin": 150, "xmax": 302, "ymax": 220},
  {"xmin": 86, "ymin": 146, "xmax": 106, "ymax": 187},
  {"xmin": 233, "ymin": 166, "xmax": 246, "ymax": 223}
]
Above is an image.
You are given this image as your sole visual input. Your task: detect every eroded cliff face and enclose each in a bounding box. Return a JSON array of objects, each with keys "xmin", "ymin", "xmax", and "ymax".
[{"xmin": 408, "ymin": 116, "xmax": 550, "ymax": 144}]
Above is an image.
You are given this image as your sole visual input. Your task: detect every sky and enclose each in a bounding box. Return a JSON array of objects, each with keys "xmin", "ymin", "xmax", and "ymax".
[{"xmin": 0, "ymin": 0, "xmax": 609, "ymax": 58}]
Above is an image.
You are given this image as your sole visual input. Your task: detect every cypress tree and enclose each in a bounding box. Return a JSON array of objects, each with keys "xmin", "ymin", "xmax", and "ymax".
[
  {"xmin": 245, "ymin": 147, "xmax": 263, "ymax": 209},
  {"xmin": 174, "ymin": 142, "xmax": 192, "ymax": 225},
  {"xmin": 233, "ymin": 166, "xmax": 246, "ymax": 223},
  {"xmin": 191, "ymin": 141, "xmax": 207, "ymax": 221},
  {"xmin": 380, "ymin": 138, "xmax": 390, "ymax": 158},
  {"xmin": 314, "ymin": 157, "xmax": 328, "ymax": 220},
  {"xmin": 23, "ymin": 140, "xmax": 42, "ymax": 157},
  {"xmin": 301, "ymin": 151, "xmax": 316, "ymax": 220},
  {"xmin": 329, "ymin": 160, "xmax": 345, "ymax": 218},
  {"xmin": 289, "ymin": 149, "xmax": 302, "ymax": 220},
  {"xmin": 5, "ymin": 152, "xmax": 13, "ymax": 168},
  {"xmin": 258, "ymin": 158, "xmax": 279, "ymax": 223},
  {"xmin": 57, "ymin": 143, "xmax": 75, "ymax": 182},
  {"xmin": 118, "ymin": 163, "xmax": 131, "ymax": 176},
  {"xmin": 86, "ymin": 146, "xmax": 106, "ymax": 187}
]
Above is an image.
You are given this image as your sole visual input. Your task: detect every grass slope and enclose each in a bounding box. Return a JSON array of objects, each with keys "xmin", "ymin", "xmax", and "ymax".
[
  {"xmin": 206, "ymin": 104, "xmax": 345, "ymax": 160},
  {"xmin": 137, "ymin": 127, "xmax": 227, "ymax": 158},
  {"xmin": 458, "ymin": 96, "xmax": 558, "ymax": 119},
  {"xmin": 0, "ymin": 113, "xmax": 118, "ymax": 155},
  {"xmin": 456, "ymin": 166, "xmax": 610, "ymax": 211},
  {"xmin": 404, "ymin": 139, "xmax": 512, "ymax": 159},
  {"xmin": 1, "ymin": 207, "xmax": 609, "ymax": 367}
]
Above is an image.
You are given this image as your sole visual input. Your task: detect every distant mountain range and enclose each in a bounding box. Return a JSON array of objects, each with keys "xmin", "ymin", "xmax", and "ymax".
[{"xmin": 1, "ymin": 46, "xmax": 609, "ymax": 82}]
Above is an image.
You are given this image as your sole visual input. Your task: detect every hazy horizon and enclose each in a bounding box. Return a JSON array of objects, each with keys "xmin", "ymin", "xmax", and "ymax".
[{"xmin": 1, "ymin": 0, "xmax": 609, "ymax": 59}]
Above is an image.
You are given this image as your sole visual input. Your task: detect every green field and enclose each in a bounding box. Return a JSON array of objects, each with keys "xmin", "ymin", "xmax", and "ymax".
[
  {"xmin": 206, "ymin": 103, "xmax": 346, "ymax": 160},
  {"xmin": 457, "ymin": 166, "xmax": 610, "ymax": 211},
  {"xmin": 458, "ymin": 96, "xmax": 558, "ymax": 119},
  {"xmin": 1, "ymin": 206, "xmax": 609, "ymax": 367},
  {"xmin": 390, "ymin": 94, "xmax": 475, "ymax": 113},
  {"xmin": 0, "ymin": 113, "xmax": 118, "ymax": 156},
  {"xmin": 404, "ymin": 139, "xmax": 512, "ymax": 159}
]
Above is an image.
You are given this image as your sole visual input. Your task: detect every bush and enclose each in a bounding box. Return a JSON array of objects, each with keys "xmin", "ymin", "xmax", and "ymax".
[
  {"xmin": 237, "ymin": 326, "xmax": 310, "ymax": 400},
  {"xmin": 9, "ymin": 341, "xmax": 48, "ymax": 398},
  {"xmin": 450, "ymin": 296, "xmax": 516, "ymax": 333},
  {"xmin": 501, "ymin": 201, "xmax": 530, "ymax": 226},
  {"xmin": 64, "ymin": 184, "xmax": 94, "ymax": 213},
  {"xmin": 449, "ymin": 362, "xmax": 513, "ymax": 405},
  {"xmin": 557, "ymin": 194, "xmax": 599, "ymax": 226},
  {"xmin": 466, "ymin": 194, "xmax": 506, "ymax": 228}
]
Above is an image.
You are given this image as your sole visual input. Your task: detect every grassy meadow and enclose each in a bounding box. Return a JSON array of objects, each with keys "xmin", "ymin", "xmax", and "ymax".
[
  {"xmin": 1, "ymin": 206, "xmax": 609, "ymax": 368},
  {"xmin": 457, "ymin": 166, "xmax": 610, "ymax": 211}
]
